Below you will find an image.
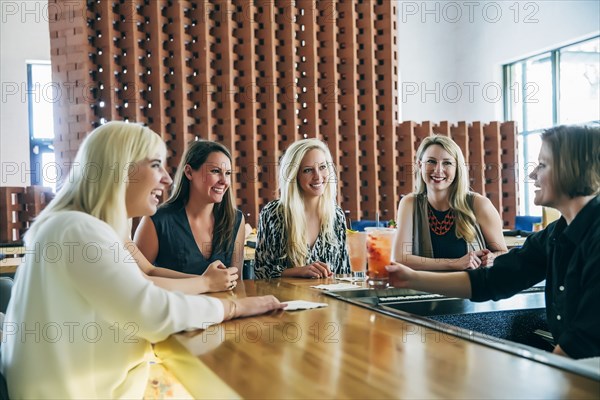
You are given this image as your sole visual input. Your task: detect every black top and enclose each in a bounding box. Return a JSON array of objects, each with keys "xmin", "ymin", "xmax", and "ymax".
[
  {"xmin": 467, "ymin": 195, "xmax": 600, "ymax": 359},
  {"xmin": 428, "ymin": 206, "xmax": 467, "ymax": 259},
  {"xmin": 412, "ymin": 192, "xmax": 487, "ymax": 260},
  {"xmin": 151, "ymin": 203, "xmax": 243, "ymax": 275}
]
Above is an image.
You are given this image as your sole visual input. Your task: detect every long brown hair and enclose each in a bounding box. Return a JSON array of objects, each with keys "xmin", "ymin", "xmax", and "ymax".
[{"xmin": 165, "ymin": 140, "xmax": 236, "ymax": 254}]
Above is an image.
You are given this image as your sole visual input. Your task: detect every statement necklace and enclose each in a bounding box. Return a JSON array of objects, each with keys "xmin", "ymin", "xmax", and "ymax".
[{"xmin": 428, "ymin": 204, "xmax": 455, "ymax": 236}]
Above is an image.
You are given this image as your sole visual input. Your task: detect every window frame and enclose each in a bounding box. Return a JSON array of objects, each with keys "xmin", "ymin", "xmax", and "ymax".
[
  {"xmin": 27, "ymin": 61, "xmax": 54, "ymax": 187},
  {"xmin": 503, "ymin": 35, "xmax": 600, "ymax": 216}
]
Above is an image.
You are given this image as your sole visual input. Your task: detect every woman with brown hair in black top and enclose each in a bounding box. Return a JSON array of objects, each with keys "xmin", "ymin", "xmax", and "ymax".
[{"xmin": 135, "ymin": 140, "xmax": 244, "ymax": 293}]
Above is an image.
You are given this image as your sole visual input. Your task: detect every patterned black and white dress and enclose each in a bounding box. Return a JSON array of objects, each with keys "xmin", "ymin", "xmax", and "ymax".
[{"xmin": 254, "ymin": 199, "xmax": 351, "ymax": 279}]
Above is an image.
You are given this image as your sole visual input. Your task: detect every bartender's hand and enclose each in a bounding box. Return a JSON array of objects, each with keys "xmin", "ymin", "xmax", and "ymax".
[
  {"xmin": 232, "ymin": 295, "xmax": 287, "ymax": 318},
  {"xmin": 202, "ymin": 261, "xmax": 239, "ymax": 292},
  {"xmin": 282, "ymin": 262, "xmax": 332, "ymax": 279},
  {"xmin": 386, "ymin": 262, "xmax": 417, "ymax": 288}
]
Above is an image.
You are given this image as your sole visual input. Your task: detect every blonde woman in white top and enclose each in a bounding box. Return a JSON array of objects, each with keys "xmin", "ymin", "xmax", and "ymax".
[{"xmin": 0, "ymin": 121, "xmax": 284, "ymax": 399}]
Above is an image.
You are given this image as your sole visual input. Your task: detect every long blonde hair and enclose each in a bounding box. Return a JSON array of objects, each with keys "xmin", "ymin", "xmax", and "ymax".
[
  {"xmin": 26, "ymin": 121, "xmax": 165, "ymax": 241},
  {"xmin": 165, "ymin": 140, "xmax": 236, "ymax": 254},
  {"xmin": 278, "ymin": 139, "xmax": 338, "ymax": 267},
  {"xmin": 414, "ymin": 135, "xmax": 477, "ymax": 242}
]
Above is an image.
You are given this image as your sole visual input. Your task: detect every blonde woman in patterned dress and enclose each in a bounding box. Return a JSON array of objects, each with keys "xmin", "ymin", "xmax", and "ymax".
[{"xmin": 254, "ymin": 139, "xmax": 350, "ymax": 279}]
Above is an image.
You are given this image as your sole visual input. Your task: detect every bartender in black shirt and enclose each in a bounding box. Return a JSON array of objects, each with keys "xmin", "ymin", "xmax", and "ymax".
[{"xmin": 387, "ymin": 125, "xmax": 600, "ymax": 359}]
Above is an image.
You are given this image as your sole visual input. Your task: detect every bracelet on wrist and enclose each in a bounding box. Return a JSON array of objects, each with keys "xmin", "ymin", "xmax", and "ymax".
[{"xmin": 227, "ymin": 300, "xmax": 237, "ymax": 320}]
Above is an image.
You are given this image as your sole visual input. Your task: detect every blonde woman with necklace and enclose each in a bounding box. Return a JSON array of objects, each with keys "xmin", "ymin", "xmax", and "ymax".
[{"xmin": 392, "ymin": 135, "xmax": 507, "ymax": 270}]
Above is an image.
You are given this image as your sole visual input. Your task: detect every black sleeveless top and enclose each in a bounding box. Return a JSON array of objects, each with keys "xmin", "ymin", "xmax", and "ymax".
[
  {"xmin": 429, "ymin": 205, "xmax": 467, "ymax": 259},
  {"xmin": 151, "ymin": 203, "xmax": 243, "ymax": 275},
  {"xmin": 413, "ymin": 193, "xmax": 486, "ymax": 258}
]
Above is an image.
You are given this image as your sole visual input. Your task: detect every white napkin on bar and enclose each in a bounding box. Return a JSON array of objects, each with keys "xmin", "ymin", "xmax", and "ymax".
[
  {"xmin": 283, "ymin": 300, "xmax": 328, "ymax": 311},
  {"xmin": 310, "ymin": 283, "xmax": 364, "ymax": 291},
  {"xmin": 335, "ymin": 276, "xmax": 366, "ymax": 283}
]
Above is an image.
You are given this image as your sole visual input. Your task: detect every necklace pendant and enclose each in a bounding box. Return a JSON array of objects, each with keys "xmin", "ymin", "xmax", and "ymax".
[{"xmin": 428, "ymin": 205, "xmax": 455, "ymax": 236}]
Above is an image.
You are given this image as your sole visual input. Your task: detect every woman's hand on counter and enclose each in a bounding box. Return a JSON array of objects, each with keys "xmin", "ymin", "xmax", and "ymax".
[
  {"xmin": 453, "ymin": 251, "xmax": 486, "ymax": 270},
  {"xmin": 281, "ymin": 262, "xmax": 332, "ymax": 279},
  {"xmin": 479, "ymin": 249, "xmax": 495, "ymax": 267},
  {"xmin": 201, "ymin": 261, "xmax": 239, "ymax": 293},
  {"xmin": 227, "ymin": 296, "xmax": 287, "ymax": 320}
]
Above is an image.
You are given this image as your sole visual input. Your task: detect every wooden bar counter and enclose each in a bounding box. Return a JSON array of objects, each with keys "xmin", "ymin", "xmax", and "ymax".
[{"xmin": 154, "ymin": 278, "xmax": 599, "ymax": 399}]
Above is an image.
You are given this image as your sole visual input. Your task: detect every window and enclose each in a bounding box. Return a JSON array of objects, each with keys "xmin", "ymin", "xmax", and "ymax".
[
  {"xmin": 27, "ymin": 62, "xmax": 56, "ymax": 191},
  {"xmin": 504, "ymin": 36, "xmax": 600, "ymax": 216}
]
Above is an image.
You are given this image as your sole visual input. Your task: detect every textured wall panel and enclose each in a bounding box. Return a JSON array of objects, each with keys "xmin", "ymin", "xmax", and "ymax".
[
  {"xmin": 336, "ymin": 0, "xmax": 362, "ymax": 221},
  {"xmin": 373, "ymin": 0, "xmax": 398, "ymax": 219},
  {"xmin": 468, "ymin": 121, "xmax": 486, "ymax": 195},
  {"xmin": 355, "ymin": 0, "xmax": 379, "ymax": 219},
  {"xmin": 0, "ymin": 187, "xmax": 54, "ymax": 243},
  {"xmin": 49, "ymin": 0, "xmax": 517, "ymax": 229},
  {"xmin": 500, "ymin": 121, "xmax": 518, "ymax": 228}
]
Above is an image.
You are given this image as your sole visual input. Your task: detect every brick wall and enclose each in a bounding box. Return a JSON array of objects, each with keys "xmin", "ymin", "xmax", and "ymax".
[
  {"xmin": 0, "ymin": 187, "xmax": 55, "ymax": 242},
  {"xmin": 48, "ymin": 0, "xmax": 517, "ymax": 228}
]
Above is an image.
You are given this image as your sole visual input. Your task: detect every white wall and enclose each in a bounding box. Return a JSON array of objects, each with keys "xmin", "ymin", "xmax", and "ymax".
[
  {"xmin": 0, "ymin": 0, "xmax": 51, "ymax": 186},
  {"xmin": 397, "ymin": 4, "xmax": 459, "ymax": 122},
  {"xmin": 398, "ymin": 0, "xmax": 600, "ymax": 123}
]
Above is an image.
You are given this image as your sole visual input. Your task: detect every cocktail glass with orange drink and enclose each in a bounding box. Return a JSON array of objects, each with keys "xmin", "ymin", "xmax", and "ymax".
[
  {"xmin": 346, "ymin": 230, "xmax": 367, "ymax": 280},
  {"xmin": 365, "ymin": 227, "xmax": 396, "ymax": 289}
]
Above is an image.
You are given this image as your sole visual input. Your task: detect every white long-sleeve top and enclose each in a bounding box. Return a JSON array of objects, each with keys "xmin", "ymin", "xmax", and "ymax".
[{"xmin": 1, "ymin": 211, "xmax": 224, "ymax": 398}]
